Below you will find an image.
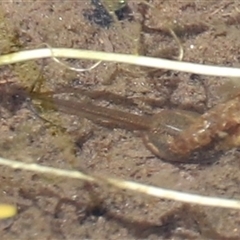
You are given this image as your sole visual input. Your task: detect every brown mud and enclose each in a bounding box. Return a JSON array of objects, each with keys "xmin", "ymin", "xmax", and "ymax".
[{"xmin": 1, "ymin": 1, "xmax": 240, "ymax": 239}]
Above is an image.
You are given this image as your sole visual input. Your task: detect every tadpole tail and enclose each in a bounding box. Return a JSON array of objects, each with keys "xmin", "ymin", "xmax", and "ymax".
[{"xmin": 30, "ymin": 92, "xmax": 151, "ymax": 131}]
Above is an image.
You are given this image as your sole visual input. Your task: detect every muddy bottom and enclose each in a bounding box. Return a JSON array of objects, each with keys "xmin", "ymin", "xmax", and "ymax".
[{"xmin": 1, "ymin": 1, "xmax": 240, "ymax": 239}]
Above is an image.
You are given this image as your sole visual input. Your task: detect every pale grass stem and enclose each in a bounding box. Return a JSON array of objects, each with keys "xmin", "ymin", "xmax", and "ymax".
[
  {"xmin": 0, "ymin": 48, "xmax": 240, "ymax": 77},
  {"xmin": 0, "ymin": 156, "xmax": 239, "ymax": 210}
]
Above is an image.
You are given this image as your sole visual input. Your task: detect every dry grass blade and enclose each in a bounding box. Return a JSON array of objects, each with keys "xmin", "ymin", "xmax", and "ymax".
[
  {"xmin": 0, "ymin": 156, "xmax": 240, "ymax": 210},
  {"xmin": 1, "ymin": 48, "xmax": 240, "ymax": 77}
]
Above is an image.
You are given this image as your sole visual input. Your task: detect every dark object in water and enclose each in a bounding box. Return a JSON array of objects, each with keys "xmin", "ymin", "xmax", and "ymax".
[{"xmin": 84, "ymin": 0, "xmax": 132, "ymax": 28}]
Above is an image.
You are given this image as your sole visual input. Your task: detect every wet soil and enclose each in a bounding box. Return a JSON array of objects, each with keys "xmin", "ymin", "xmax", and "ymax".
[{"xmin": 1, "ymin": 0, "xmax": 240, "ymax": 239}]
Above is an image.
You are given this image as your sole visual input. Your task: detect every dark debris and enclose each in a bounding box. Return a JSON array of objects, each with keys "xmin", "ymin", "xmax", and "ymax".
[{"xmin": 83, "ymin": 0, "xmax": 133, "ymax": 28}]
